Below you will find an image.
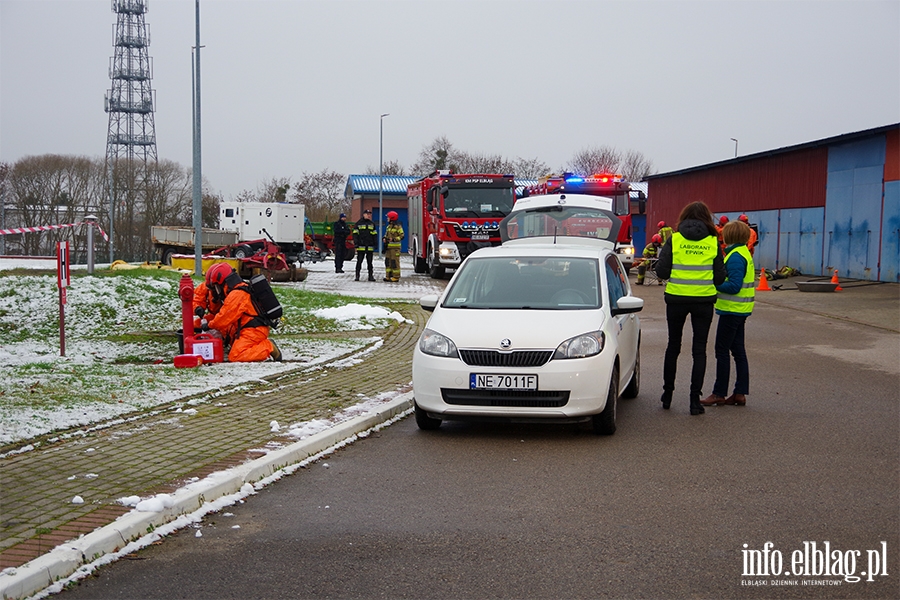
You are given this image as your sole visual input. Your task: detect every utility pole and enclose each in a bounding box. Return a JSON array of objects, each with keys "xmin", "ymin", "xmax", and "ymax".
[{"xmin": 105, "ymin": 0, "xmax": 159, "ymax": 263}]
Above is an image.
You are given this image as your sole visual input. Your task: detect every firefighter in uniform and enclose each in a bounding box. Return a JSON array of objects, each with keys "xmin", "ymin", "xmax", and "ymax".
[
  {"xmin": 204, "ymin": 265, "xmax": 280, "ymax": 362},
  {"xmin": 383, "ymin": 211, "xmax": 404, "ymax": 282},
  {"xmin": 715, "ymin": 215, "xmax": 729, "ymax": 254},
  {"xmin": 654, "ymin": 201, "xmax": 726, "ymax": 415},
  {"xmin": 332, "ymin": 213, "xmax": 351, "ymax": 273},
  {"xmin": 657, "ymin": 221, "xmax": 674, "ymax": 244},
  {"xmin": 738, "ymin": 214, "xmax": 758, "ymax": 255},
  {"xmin": 702, "ymin": 220, "xmax": 755, "ymax": 407},
  {"xmin": 636, "ymin": 234, "xmax": 663, "ymax": 286},
  {"xmin": 353, "ymin": 209, "xmax": 377, "ymax": 282}
]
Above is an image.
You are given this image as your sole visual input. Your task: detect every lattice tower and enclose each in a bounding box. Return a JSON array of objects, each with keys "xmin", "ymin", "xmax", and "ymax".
[{"xmin": 104, "ymin": 0, "xmax": 158, "ymax": 262}]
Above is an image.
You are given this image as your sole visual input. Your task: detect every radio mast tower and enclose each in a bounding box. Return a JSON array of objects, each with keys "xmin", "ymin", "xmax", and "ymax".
[{"xmin": 104, "ymin": 0, "xmax": 158, "ymax": 262}]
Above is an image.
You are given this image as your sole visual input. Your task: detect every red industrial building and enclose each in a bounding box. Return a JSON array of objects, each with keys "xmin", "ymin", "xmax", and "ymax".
[{"xmin": 644, "ymin": 123, "xmax": 899, "ymax": 282}]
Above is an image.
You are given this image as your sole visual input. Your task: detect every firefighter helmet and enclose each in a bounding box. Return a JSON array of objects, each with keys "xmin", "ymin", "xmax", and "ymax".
[
  {"xmin": 738, "ymin": 214, "xmax": 749, "ymax": 223},
  {"xmin": 719, "ymin": 215, "xmax": 729, "ymax": 225},
  {"xmin": 206, "ymin": 263, "xmax": 234, "ymax": 287},
  {"xmin": 657, "ymin": 221, "xmax": 666, "ymax": 228},
  {"xmin": 387, "ymin": 211, "xmax": 399, "ymax": 221},
  {"xmin": 652, "ymin": 234, "xmax": 662, "ymax": 244}
]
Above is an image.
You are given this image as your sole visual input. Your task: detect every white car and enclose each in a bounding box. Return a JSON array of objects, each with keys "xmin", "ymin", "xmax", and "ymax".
[{"xmin": 412, "ymin": 193, "xmax": 643, "ymax": 435}]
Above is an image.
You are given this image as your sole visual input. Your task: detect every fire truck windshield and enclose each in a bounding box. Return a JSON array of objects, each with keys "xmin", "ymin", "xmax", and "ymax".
[{"xmin": 442, "ymin": 187, "xmax": 515, "ymax": 218}]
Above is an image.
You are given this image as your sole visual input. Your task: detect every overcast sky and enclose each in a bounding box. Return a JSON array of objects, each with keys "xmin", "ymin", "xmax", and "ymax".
[{"xmin": 1, "ymin": 0, "xmax": 898, "ymax": 200}]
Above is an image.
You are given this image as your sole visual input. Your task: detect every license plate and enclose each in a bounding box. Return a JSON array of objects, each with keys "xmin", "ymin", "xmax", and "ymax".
[
  {"xmin": 470, "ymin": 233, "xmax": 490, "ymax": 241},
  {"xmin": 470, "ymin": 373, "xmax": 538, "ymax": 390}
]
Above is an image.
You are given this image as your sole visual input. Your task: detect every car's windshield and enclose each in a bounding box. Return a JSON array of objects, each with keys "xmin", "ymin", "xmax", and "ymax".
[
  {"xmin": 443, "ymin": 187, "xmax": 515, "ymax": 217},
  {"xmin": 443, "ymin": 256, "xmax": 601, "ymax": 309}
]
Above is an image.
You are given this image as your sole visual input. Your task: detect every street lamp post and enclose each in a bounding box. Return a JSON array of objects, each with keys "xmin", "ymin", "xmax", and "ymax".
[
  {"xmin": 378, "ymin": 113, "xmax": 389, "ymax": 254},
  {"xmin": 730, "ymin": 138, "xmax": 738, "ymax": 158},
  {"xmin": 191, "ymin": 0, "xmax": 203, "ymax": 277}
]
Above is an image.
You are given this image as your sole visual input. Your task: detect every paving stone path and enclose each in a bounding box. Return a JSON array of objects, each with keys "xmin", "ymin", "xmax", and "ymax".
[{"xmin": 0, "ymin": 302, "xmax": 427, "ymax": 569}]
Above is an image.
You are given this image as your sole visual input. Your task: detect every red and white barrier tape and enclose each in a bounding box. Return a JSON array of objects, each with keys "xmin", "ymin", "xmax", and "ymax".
[{"xmin": 0, "ymin": 221, "xmax": 110, "ymax": 242}]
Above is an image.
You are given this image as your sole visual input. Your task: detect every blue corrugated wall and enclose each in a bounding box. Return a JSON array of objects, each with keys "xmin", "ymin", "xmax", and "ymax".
[
  {"xmin": 824, "ymin": 137, "xmax": 886, "ymax": 280},
  {"xmin": 881, "ymin": 181, "xmax": 899, "ymax": 282}
]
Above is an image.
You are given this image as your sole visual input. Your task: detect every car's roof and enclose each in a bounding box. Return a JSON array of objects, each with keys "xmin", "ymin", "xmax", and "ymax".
[
  {"xmin": 511, "ymin": 192, "xmax": 614, "ymax": 212},
  {"xmin": 468, "ymin": 238, "xmax": 614, "ymax": 259}
]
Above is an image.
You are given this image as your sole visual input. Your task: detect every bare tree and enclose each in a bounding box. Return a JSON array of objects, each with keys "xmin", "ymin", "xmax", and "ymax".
[
  {"xmin": 451, "ymin": 152, "xmax": 517, "ymax": 175},
  {"xmin": 410, "ymin": 136, "xmax": 460, "ymax": 175},
  {"xmin": 291, "ymin": 168, "xmax": 347, "ymax": 222},
  {"xmin": 231, "ymin": 177, "xmax": 293, "ymax": 204},
  {"xmin": 364, "ymin": 160, "xmax": 406, "ymax": 176},
  {"xmin": 567, "ymin": 146, "xmax": 623, "ymax": 175},
  {"xmin": 620, "ymin": 150, "xmax": 654, "ymax": 181},
  {"xmin": 512, "ymin": 157, "xmax": 552, "ymax": 180}
]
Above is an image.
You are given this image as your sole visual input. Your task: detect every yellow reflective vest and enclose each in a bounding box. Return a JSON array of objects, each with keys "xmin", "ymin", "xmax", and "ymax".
[
  {"xmin": 665, "ymin": 232, "xmax": 719, "ymax": 297},
  {"xmin": 716, "ymin": 245, "xmax": 755, "ymax": 314},
  {"xmin": 385, "ymin": 223, "xmax": 404, "ymax": 249}
]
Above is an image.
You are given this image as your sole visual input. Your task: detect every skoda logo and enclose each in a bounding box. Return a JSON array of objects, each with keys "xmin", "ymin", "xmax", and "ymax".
[{"xmin": 500, "ymin": 339, "xmax": 511, "ymax": 349}]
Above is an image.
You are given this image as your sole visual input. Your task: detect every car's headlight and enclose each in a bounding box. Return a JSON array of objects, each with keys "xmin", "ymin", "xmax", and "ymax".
[
  {"xmin": 419, "ymin": 328, "xmax": 459, "ymax": 358},
  {"xmin": 553, "ymin": 331, "xmax": 605, "ymax": 359},
  {"xmin": 622, "ymin": 247, "xmax": 635, "ymax": 256}
]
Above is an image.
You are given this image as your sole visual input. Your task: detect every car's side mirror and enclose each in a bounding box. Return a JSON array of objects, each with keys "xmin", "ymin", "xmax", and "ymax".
[
  {"xmin": 611, "ymin": 295, "xmax": 643, "ymax": 315},
  {"xmin": 419, "ymin": 294, "xmax": 439, "ymax": 312}
]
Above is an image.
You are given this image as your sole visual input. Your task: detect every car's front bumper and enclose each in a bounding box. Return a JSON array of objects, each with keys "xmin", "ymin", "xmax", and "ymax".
[{"xmin": 412, "ymin": 347, "xmax": 614, "ymax": 421}]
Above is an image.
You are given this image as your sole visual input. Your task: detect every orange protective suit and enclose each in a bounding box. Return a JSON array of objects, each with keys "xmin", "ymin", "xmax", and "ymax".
[
  {"xmin": 207, "ymin": 282, "xmax": 274, "ymax": 362},
  {"xmin": 192, "ymin": 281, "xmax": 233, "ymax": 341},
  {"xmin": 747, "ymin": 228, "xmax": 758, "ymax": 255}
]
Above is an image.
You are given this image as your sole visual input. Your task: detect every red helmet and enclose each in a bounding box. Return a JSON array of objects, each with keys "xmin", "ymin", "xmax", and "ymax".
[
  {"xmin": 657, "ymin": 221, "xmax": 666, "ymax": 228},
  {"xmin": 652, "ymin": 234, "xmax": 662, "ymax": 244},
  {"xmin": 387, "ymin": 211, "xmax": 399, "ymax": 221},
  {"xmin": 719, "ymin": 215, "xmax": 729, "ymax": 225},
  {"xmin": 206, "ymin": 262, "xmax": 234, "ymax": 287},
  {"xmin": 738, "ymin": 214, "xmax": 749, "ymax": 223}
]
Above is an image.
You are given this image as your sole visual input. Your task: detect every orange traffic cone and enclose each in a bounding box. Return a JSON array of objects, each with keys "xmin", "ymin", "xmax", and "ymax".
[
  {"xmin": 831, "ymin": 269, "xmax": 842, "ymax": 291},
  {"xmin": 756, "ymin": 267, "xmax": 771, "ymax": 291}
]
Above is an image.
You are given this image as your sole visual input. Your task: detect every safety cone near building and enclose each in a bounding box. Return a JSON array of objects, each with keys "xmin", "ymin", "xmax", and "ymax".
[
  {"xmin": 756, "ymin": 267, "xmax": 771, "ymax": 291},
  {"xmin": 831, "ymin": 269, "xmax": 843, "ymax": 291}
]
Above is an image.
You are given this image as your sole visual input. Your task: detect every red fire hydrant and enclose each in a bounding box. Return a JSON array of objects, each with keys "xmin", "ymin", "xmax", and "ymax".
[{"xmin": 174, "ymin": 272, "xmax": 224, "ymax": 367}]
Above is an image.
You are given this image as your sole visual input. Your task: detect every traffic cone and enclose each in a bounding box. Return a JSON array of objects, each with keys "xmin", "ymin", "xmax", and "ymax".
[
  {"xmin": 831, "ymin": 269, "xmax": 842, "ymax": 291},
  {"xmin": 756, "ymin": 267, "xmax": 771, "ymax": 291}
]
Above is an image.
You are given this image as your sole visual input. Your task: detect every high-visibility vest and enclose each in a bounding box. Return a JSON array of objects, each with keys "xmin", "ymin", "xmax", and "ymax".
[
  {"xmin": 385, "ymin": 223, "xmax": 404, "ymax": 249},
  {"xmin": 665, "ymin": 232, "xmax": 719, "ymax": 297},
  {"xmin": 658, "ymin": 226, "xmax": 674, "ymax": 244},
  {"xmin": 716, "ymin": 245, "xmax": 755, "ymax": 314}
]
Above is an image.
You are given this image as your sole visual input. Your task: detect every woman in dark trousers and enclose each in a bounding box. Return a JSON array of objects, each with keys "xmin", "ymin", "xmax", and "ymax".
[{"xmin": 654, "ymin": 201, "xmax": 726, "ymax": 415}]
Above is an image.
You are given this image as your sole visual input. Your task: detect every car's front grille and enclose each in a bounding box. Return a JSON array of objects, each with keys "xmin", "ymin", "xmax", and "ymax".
[
  {"xmin": 459, "ymin": 349, "xmax": 553, "ymax": 367},
  {"xmin": 441, "ymin": 388, "xmax": 569, "ymax": 408}
]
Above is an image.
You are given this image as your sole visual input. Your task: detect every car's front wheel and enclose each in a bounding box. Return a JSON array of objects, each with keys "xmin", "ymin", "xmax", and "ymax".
[
  {"xmin": 592, "ymin": 366, "xmax": 618, "ymax": 435},
  {"xmin": 414, "ymin": 401, "xmax": 442, "ymax": 430}
]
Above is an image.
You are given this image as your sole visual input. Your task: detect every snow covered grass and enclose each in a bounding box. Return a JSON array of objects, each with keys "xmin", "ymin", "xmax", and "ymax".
[{"xmin": 0, "ymin": 266, "xmax": 416, "ymax": 445}]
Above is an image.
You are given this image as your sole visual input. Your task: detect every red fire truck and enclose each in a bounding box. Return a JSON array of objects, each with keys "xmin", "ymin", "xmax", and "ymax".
[
  {"xmin": 408, "ymin": 171, "xmax": 517, "ymax": 278},
  {"xmin": 524, "ymin": 173, "xmax": 639, "ymax": 272}
]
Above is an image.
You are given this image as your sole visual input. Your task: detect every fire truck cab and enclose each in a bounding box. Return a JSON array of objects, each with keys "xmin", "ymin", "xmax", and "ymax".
[
  {"xmin": 525, "ymin": 173, "xmax": 637, "ymax": 271},
  {"xmin": 408, "ymin": 171, "xmax": 516, "ymax": 279}
]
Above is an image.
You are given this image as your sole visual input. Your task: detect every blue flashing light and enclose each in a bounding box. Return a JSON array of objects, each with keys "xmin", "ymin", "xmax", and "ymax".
[{"xmin": 565, "ymin": 176, "xmax": 584, "ymax": 184}]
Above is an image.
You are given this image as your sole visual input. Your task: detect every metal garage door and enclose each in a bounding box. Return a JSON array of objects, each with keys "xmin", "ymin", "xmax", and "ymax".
[{"xmin": 824, "ymin": 137, "xmax": 886, "ymax": 280}]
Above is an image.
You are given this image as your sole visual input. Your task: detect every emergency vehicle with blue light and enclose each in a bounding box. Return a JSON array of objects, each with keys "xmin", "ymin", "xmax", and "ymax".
[{"xmin": 524, "ymin": 173, "xmax": 639, "ymax": 271}]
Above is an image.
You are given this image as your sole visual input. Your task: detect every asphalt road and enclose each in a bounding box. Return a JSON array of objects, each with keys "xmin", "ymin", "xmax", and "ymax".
[{"xmin": 61, "ymin": 284, "xmax": 899, "ymax": 599}]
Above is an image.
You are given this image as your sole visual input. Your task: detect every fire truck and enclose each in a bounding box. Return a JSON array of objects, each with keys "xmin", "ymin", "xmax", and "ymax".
[
  {"xmin": 408, "ymin": 170, "xmax": 516, "ymax": 278},
  {"xmin": 524, "ymin": 173, "xmax": 640, "ymax": 271}
]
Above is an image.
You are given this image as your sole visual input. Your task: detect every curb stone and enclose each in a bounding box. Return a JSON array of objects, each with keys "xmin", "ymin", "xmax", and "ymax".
[{"xmin": 0, "ymin": 393, "xmax": 414, "ymax": 600}]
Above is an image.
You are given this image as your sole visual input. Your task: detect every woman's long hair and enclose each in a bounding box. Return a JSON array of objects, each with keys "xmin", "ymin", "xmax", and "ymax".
[{"xmin": 677, "ymin": 201, "xmax": 717, "ymax": 237}]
